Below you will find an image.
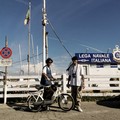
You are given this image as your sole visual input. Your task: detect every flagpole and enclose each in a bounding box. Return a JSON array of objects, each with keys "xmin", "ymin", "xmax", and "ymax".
[
  {"xmin": 31, "ymin": 34, "xmax": 36, "ymax": 74},
  {"xmin": 28, "ymin": 1, "xmax": 31, "ymax": 75},
  {"xmin": 42, "ymin": 0, "xmax": 47, "ymax": 67}
]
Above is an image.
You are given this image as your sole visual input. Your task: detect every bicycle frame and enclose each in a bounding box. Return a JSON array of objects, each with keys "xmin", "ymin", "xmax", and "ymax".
[
  {"xmin": 27, "ymin": 80, "xmax": 62, "ymax": 103},
  {"xmin": 27, "ymin": 88, "xmax": 44, "ymax": 102}
]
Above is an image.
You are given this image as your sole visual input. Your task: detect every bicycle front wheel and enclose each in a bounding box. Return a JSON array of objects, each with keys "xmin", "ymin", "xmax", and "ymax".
[
  {"xmin": 28, "ymin": 95, "xmax": 42, "ymax": 112},
  {"xmin": 58, "ymin": 93, "xmax": 74, "ymax": 111}
]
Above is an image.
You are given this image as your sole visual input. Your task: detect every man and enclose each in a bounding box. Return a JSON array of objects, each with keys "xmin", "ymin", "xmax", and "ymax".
[
  {"xmin": 41, "ymin": 58, "xmax": 55, "ymax": 86},
  {"xmin": 67, "ymin": 56, "xmax": 85, "ymax": 112},
  {"xmin": 40, "ymin": 58, "xmax": 56, "ymax": 101}
]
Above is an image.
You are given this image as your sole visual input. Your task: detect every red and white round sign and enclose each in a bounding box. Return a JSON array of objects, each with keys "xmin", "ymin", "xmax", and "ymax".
[{"xmin": 1, "ymin": 47, "xmax": 12, "ymax": 59}]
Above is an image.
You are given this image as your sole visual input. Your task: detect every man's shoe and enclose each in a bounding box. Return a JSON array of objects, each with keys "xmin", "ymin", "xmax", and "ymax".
[{"xmin": 77, "ymin": 106, "xmax": 83, "ymax": 112}]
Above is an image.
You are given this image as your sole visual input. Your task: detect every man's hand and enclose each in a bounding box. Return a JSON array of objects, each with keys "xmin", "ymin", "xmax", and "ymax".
[
  {"xmin": 67, "ymin": 83, "xmax": 70, "ymax": 88},
  {"xmin": 78, "ymin": 82, "xmax": 85, "ymax": 91},
  {"xmin": 81, "ymin": 82, "xmax": 85, "ymax": 90},
  {"xmin": 51, "ymin": 77, "xmax": 56, "ymax": 81},
  {"xmin": 82, "ymin": 83, "xmax": 85, "ymax": 89},
  {"xmin": 47, "ymin": 77, "xmax": 50, "ymax": 81}
]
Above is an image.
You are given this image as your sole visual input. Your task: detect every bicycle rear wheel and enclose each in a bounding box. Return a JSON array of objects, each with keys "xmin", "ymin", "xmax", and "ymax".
[
  {"xmin": 28, "ymin": 95, "xmax": 42, "ymax": 112},
  {"xmin": 58, "ymin": 93, "xmax": 74, "ymax": 111}
]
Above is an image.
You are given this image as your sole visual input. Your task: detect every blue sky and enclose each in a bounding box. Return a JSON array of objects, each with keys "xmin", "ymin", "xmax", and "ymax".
[{"xmin": 0, "ymin": 0, "xmax": 120, "ymax": 74}]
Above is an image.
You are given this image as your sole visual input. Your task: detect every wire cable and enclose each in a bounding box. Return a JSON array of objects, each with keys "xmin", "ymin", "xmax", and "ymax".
[
  {"xmin": 13, "ymin": 52, "xmax": 42, "ymax": 64},
  {"xmin": 48, "ymin": 19, "xmax": 72, "ymax": 58}
]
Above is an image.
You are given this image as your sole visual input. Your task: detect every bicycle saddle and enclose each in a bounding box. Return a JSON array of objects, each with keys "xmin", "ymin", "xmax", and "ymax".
[{"xmin": 35, "ymin": 85, "xmax": 44, "ymax": 90}]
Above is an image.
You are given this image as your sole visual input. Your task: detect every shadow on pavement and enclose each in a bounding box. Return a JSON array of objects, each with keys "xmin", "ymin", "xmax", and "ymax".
[
  {"xmin": 7, "ymin": 103, "xmax": 66, "ymax": 113},
  {"xmin": 7, "ymin": 103, "xmax": 31, "ymax": 112},
  {"xmin": 96, "ymin": 95, "xmax": 120, "ymax": 109}
]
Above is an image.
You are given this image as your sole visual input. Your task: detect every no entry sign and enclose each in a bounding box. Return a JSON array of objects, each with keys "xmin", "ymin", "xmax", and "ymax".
[{"xmin": 1, "ymin": 47, "xmax": 12, "ymax": 59}]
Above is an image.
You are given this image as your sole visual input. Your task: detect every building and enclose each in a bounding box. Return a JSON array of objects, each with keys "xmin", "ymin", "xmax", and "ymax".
[{"xmin": 75, "ymin": 45, "xmax": 120, "ymax": 88}]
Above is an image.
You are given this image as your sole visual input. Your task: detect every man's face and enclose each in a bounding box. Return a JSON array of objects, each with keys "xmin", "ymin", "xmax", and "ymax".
[
  {"xmin": 73, "ymin": 60, "xmax": 78, "ymax": 65},
  {"xmin": 47, "ymin": 62, "xmax": 52, "ymax": 67}
]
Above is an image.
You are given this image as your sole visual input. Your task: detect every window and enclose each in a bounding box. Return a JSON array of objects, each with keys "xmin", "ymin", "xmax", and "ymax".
[
  {"xmin": 96, "ymin": 64, "xmax": 104, "ymax": 68},
  {"xmin": 110, "ymin": 64, "xmax": 117, "ymax": 68}
]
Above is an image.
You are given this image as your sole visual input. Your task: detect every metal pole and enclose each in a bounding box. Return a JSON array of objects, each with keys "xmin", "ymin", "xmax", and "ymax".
[
  {"xmin": 31, "ymin": 34, "xmax": 36, "ymax": 74},
  {"xmin": 37, "ymin": 46, "xmax": 39, "ymax": 64},
  {"xmin": 28, "ymin": 1, "xmax": 31, "ymax": 75},
  {"xmin": 45, "ymin": 32, "xmax": 48, "ymax": 58},
  {"xmin": 42, "ymin": 0, "xmax": 47, "ymax": 67},
  {"xmin": 4, "ymin": 36, "xmax": 8, "ymax": 104},
  {"xmin": 36, "ymin": 46, "xmax": 39, "ymax": 75},
  {"xmin": 19, "ymin": 44, "xmax": 23, "ymax": 75}
]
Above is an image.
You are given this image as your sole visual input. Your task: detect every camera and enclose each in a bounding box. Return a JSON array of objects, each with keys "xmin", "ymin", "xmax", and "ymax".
[{"xmin": 72, "ymin": 73, "xmax": 76, "ymax": 78}]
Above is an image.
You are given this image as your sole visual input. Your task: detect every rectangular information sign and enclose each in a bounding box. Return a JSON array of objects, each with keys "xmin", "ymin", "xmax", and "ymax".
[
  {"xmin": 0, "ymin": 59, "xmax": 12, "ymax": 66},
  {"xmin": 75, "ymin": 53, "xmax": 117, "ymax": 64}
]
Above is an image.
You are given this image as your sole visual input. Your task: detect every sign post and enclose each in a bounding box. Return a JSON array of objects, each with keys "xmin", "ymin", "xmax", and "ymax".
[
  {"xmin": 4, "ymin": 37, "xmax": 8, "ymax": 104},
  {"xmin": 1, "ymin": 36, "xmax": 12, "ymax": 104}
]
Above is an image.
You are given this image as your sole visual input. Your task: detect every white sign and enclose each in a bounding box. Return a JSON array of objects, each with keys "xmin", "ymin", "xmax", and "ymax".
[
  {"xmin": 0, "ymin": 59, "xmax": 12, "ymax": 66},
  {"xmin": 113, "ymin": 45, "xmax": 120, "ymax": 63}
]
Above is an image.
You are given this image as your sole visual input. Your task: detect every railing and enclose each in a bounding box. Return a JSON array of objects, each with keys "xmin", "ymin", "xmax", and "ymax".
[
  {"xmin": 0, "ymin": 75, "xmax": 62, "ymax": 104},
  {"xmin": 62, "ymin": 74, "xmax": 120, "ymax": 97},
  {"xmin": 0, "ymin": 74, "xmax": 120, "ymax": 104}
]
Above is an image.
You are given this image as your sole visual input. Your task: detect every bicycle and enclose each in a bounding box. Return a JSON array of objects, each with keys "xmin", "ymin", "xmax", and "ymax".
[{"xmin": 27, "ymin": 80, "xmax": 74, "ymax": 112}]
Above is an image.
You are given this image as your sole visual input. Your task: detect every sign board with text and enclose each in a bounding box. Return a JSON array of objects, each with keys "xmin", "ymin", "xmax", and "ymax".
[
  {"xmin": 0, "ymin": 59, "xmax": 12, "ymax": 66},
  {"xmin": 75, "ymin": 53, "xmax": 117, "ymax": 64}
]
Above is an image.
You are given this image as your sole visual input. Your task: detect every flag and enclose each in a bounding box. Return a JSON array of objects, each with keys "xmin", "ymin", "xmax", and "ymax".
[{"xmin": 24, "ymin": 9, "xmax": 30, "ymax": 25}]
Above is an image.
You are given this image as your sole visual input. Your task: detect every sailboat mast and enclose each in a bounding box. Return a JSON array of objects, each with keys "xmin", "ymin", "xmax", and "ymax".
[
  {"xmin": 31, "ymin": 34, "xmax": 36, "ymax": 74},
  {"xmin": 19, "ymin": 44, "xmax": 22, "ymax": 74},
  {"xmin": 28, "ymin": 1, "xmax": 31, "ymax": 75},
  {"xmin": 37, "ymin": 46, "xmax": 39, "ymax": 64},
  {"xmin": 42, "ymin": 0, "xmax": 47, "ymax": 67}
]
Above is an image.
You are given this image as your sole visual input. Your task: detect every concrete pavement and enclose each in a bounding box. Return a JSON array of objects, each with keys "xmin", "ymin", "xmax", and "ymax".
[{"xmin": 0, "ymin": 101, "xmax": 120, "ymax": 120}]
